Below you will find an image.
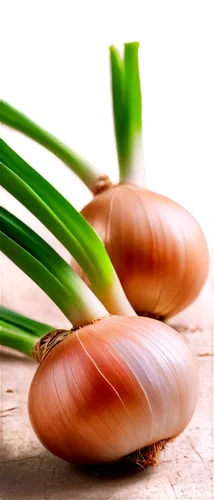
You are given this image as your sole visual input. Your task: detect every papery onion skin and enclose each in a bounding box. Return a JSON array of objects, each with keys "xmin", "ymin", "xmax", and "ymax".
[
  {"xmin": 28, "ymin": 316, "xmax": 199, "ymax": 464},
  {"xmin": 74, "ymin": 183, "xmax": 209, "ymax": 319}
]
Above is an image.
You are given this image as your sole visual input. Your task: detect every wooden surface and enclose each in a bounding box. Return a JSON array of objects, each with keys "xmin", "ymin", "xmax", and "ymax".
[{"xmin": 1, "ymin": 289, "xmax": 213, "ymax": 500}]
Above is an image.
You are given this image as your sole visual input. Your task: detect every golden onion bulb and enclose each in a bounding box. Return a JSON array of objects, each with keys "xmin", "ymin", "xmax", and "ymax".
[
  {"xmin": 28, "ymin": 316, "xmax": 199, "ymax": 465},
  {"xmin": 75, "ymin": 183, "xmax": 209, "ymax": 319}
]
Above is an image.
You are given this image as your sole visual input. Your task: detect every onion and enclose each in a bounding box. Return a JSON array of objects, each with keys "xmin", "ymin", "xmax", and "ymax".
[
  {"xmin": 73, "ymin": 43, "xmax": 209, "ymax": 319},
  {"xmin": 75, "ymin": 183, "xmax": 209, "ymax": 319},
  {"xmin": 29, "ymin": 316, "xmax": 199, "ymax": 465},
  {"xmin": 1, "ymin": 209, "xmax": 199, "ymax": 467}
]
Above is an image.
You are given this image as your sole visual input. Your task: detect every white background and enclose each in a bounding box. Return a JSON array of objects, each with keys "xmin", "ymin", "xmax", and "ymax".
[{"xmin": 1, "ymin": 0, "xmax": 214, "ymax": 325}]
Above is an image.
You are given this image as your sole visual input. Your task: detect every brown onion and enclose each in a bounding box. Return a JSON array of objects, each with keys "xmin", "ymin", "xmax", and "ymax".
[
  {"xmin": 73, "ymin": 183, "xmax": 209, "ymax": 319},
  {"xmin": 28, "ymin": 315, "xmax": 199, "ymax": 465}
]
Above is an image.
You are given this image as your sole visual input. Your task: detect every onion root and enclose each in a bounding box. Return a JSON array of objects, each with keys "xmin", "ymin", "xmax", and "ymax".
[{"xmin": 121, "ymin": 438, "xmax": 172, "ymax": 469}]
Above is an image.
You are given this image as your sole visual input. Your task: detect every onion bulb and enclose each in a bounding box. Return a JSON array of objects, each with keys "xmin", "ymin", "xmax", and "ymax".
[
  {"xmin": 1, "ymin": 209, "xmax": 199, "ymax": 467},
  {"xmin": 29, "ymin": 315, "xmax": 199, "ymax": 465},
  {"xmin": 74, "ymin": 183, "xmax": 209, "ymax": 319}
]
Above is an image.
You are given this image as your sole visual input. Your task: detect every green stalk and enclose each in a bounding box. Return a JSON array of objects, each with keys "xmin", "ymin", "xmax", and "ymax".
[
  {"xmin": 0, "ymin": 100, "xmax": 103, "ymax": 191},
  {"xmin": 1, "ymin": 41, "xmax": 144, "ymax": 188},
  {"xmin": 110, "ymin": 46, "xmax": 126, "ymax": 173},
  {"xmin": 0, "ymin": 208, "xmax": 108, "ymax": 328},
  {"xmin": 110, "ymin": 42, "xmax": 144, "ymax": 185},
  {"xmin": 0, "ymin": 320, "xmax": 39, "ymax": 357},
  {"xmin": 0, "ymin": 306, "xmax": 54, "ymax": 337},
  {"xmin": 124, "ymin": 43, "xmax": 142, "ymax": 148},
  {"xmin": 0, "ymin": 140, "xmax": 135, "ymax": 316}
]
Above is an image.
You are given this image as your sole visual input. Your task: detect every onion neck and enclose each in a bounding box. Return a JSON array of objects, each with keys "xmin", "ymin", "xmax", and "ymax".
[
  {"xmin": 106, "ymin": 275, "xmax": 137, "ymax": 317},
  {"xmin": 119, "ymin": 133, "xmax": 146, "ymax": 187},
  {"xmin": 89, "ymin": 145, "xmax": 146, "ymax": 190},
  {"xmin": 90, "ymin": 174, "xmax": 113, "ymax": 195}
]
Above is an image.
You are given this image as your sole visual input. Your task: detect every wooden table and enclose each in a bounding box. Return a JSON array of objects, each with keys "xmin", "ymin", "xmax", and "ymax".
[{"xmin": 1, "ymin": 260, "xmax": 213, "ymax": 500}]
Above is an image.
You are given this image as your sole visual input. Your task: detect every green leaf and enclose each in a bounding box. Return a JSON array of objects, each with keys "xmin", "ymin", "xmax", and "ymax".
[
  {"xmin": 110, "ymin": 46, "xmax": 126, "ymax": 170},
  {"xmin": 0, "ymin": 100, "xmax": 102, "ymax": 190},
  {"xmin": 0, "ymin": 140, "xmax": 113, "ymax": 288},
  {"xmin": 110, "ymin": 42, "xmax": 143, "ymax": 183},
  {"xmin": 0, "ymin": 306, "xmax": 54, "ymax": 337},
  {"xmin": 0, "ymin": 140, "xmax": 134, "ymax": 316},
  {"xmin": 0, "ymin": 319, "xmax": 39, "ymax": 357},
  {"xmin": 0, "ymin": 208, "xmax": 107, "ymax": 327},
  {"xmin": 124, "ymin": 42, "xmax": 142, "ymax": 135}
]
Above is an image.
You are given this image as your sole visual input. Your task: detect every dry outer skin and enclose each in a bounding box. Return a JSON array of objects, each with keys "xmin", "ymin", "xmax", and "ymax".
[{"xmin": 1, "ymin": 301, "xmax": 213, "ymax": 500}]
